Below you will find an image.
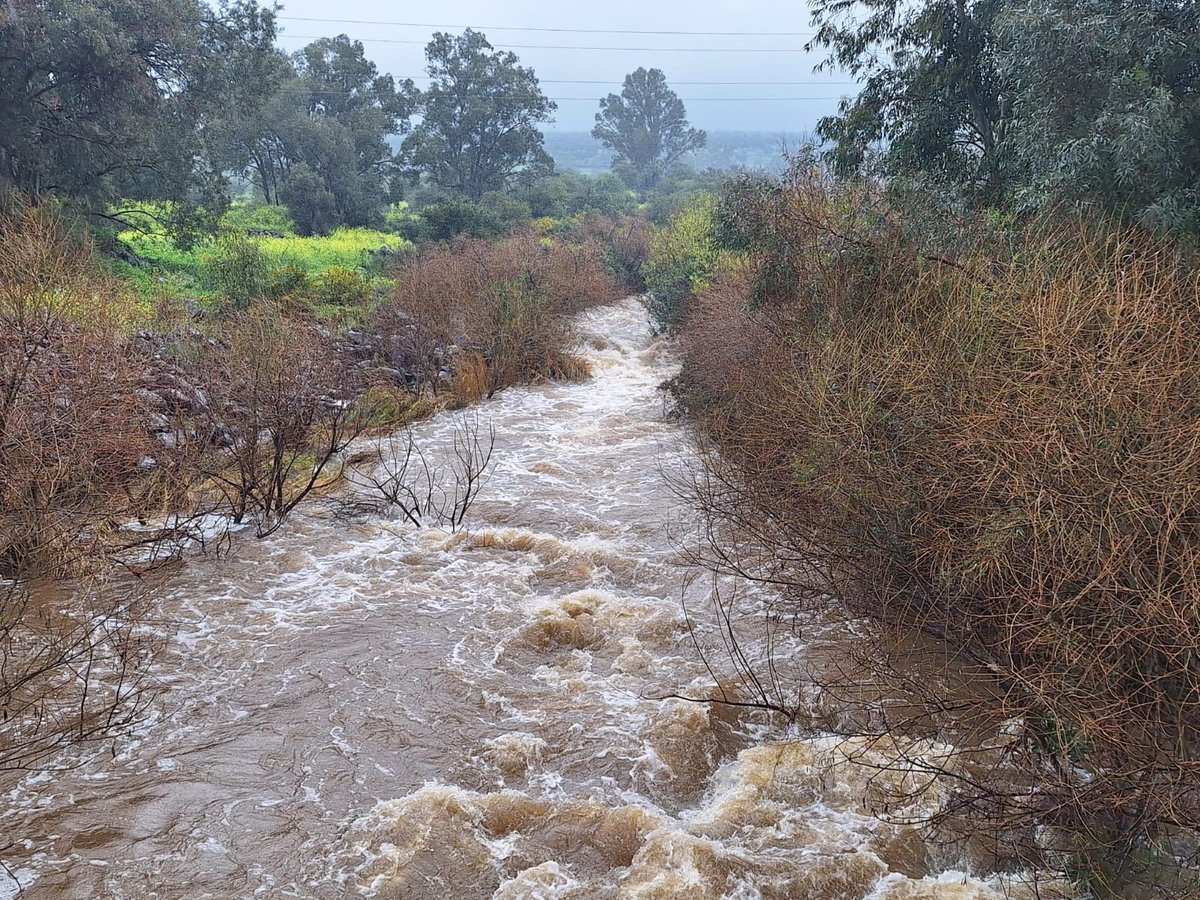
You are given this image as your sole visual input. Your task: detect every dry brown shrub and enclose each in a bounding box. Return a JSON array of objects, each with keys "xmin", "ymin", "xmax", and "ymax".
[
  {"xmin": 376, "ymin": 229, "xmax": 622, "ymax": 399},
  {"xmin": 0, "ymin": 205, "xmax": 158, "ymax": 783},
  {"xmin": 0, "ymin": 205, "xmax": 157, "ymax": 578},
  {"xmin": 568, "ymin": 214, "xmax": 653, "ymax": 293},
  {"xmin": 677, "ymin": 173, "xmax": 1200, "ymax": 892},
  {"xmin": 374, "ymin": 248, "xmax": 462, "ymax": 396},
  {"xmin": 451, "ymin": 350, "xmax": 492, "ymax": 405},
  {"xmin": 529, "ymin": 234, "xmax": 628, "ymax": 315},
  {"xmin": 181, "ymin": 306, "xmax": 365, "ymax": 537}
]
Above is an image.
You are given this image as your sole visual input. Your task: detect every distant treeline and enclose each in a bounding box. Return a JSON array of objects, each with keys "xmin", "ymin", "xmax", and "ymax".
[
  {"xmin": 543, "ymin": 131, "xmax": 808, "ymax": 176},
  {"xmin": 2, "ymin": 3, "xmax": 720, "ymax": 244}
]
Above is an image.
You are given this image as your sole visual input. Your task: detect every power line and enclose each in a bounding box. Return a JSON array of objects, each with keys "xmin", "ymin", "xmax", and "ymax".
[
  {"xmin": 273, "ymin": 85, "xmax": 851, "ymax": 97},
  {"xmin": 544, "ymin": 79, "xmax": 855, "ymax": 85},
  {"xmin": 280, "ymin": 34, "xmax": 812, "ymax": 52},
  {"xmin": 276, "ymin": 16, "xmax": 818, "ymax": 38},
  {"xmin": 278, "ymin": 77, "xmax": 855, "ymax": 86},
  {"xmin": 278, "ymin": 92, "xmax": 847, "ymax": 101}
]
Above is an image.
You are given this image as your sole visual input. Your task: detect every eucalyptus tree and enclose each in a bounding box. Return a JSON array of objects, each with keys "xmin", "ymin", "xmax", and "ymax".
[
  {"xmin": 807, "ymin": 0, "xmax": 1009, "ymax": 204},
  {"xmin": 592, "ymin": 67, "xmax": 707, "ymax": 195},
  {"xmin": 278, "ymin": 36, "xmax": 413, "ymax": 233},
  {"xmin": 808, "ymin": 0, "xmax": 1200, "ymax": 233},
  {"xmin": 997, "ymin": 0, "xmax": 1200, "ymax": 233},
  {"xmin": 219, "ymin": 35, "xmax": 414, "ymax": 233},
  {"xmin": 402, "ymin": 30, "xmax": 557, "ymax": 200}
]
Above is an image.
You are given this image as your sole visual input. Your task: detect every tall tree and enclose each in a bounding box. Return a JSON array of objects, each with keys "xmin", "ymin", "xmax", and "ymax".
[
  {"xmin": 810, "ymin": 0, "xmax": 1200, "ymax": 232},
  {"xmin": 808, "ymin": 0, "xmax": 1009, "ymax": 204},
  {"xmin": 592, "ymin": 68, "xmax": 706, "ymax": 194},
  {"xmin": 209, "ymin": 49, "xmax": 297, "ymax": 208},
  {"xmin": 0, "ymin": 0, "xmax": 277, "ymax": 227},
  {"xmin": 222, "ymin": 36, "xmax": 414, "ymax": 233},
  {"xmin": 997, "ymin": 0, "xmax": 1200, "ymax": 233},
  {"xmin": 402, "ymin": 30, "xmax": 556, "ymax": 201}
]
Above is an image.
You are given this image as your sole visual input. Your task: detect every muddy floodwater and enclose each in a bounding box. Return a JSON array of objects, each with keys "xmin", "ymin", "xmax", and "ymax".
[{"xmin": 1, "ymin": 301, "xmax": 1062, "ymax": 898}]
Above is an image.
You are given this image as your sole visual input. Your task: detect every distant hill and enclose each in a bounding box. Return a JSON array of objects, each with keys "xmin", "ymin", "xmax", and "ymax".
[{"xmin": 544, "ymin": 131, "xmax": 813, "ymax": 176}]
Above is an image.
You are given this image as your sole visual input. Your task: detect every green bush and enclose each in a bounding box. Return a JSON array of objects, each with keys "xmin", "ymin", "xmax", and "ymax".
[
  {"xmin": 313, "ymin": 267, "xmax": 373, "ymax": 307},
  {"xmin": 414, "ymin": 196, "xmax": 491, "ymax": 242},
  {"xmin": 479, "ymin": 191, "xmax": 532, "ymax": 233},
  {"xmin": 516, "ymin": 172, "xmax": 639, "ymax": 219},
  {"xmin": 265, "ymin": 263, "xmax": 311, "ymax": 301},
  {"xmin": 202, "ymin": 233, "xmax": 270, "ymax": 309},
  {"xmin": 383, "ymin": 201, "xmax": 419, "ymax": 234},
  {"xmin": 409, "ymin": 196, "xmax": 501, "ymax": 242},
  {"xmin": 642, "ymin": 164, "xmax": 722, "ymax": 226},
  {"xmin": 643, "ymin": 193, "xmax": 730, "ymax": 331},
  {"xmin": 403, "ymin": 194, "xmax": 533, "ymax": 244},
  {"xmin": 221, "ymin": 202, "xmax": 297, "ymax": 236}
]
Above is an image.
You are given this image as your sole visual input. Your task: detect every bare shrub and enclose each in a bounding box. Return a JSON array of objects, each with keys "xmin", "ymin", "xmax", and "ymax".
[
  {"xmin": 374, "ymin": 256, "xmax": 458, "ymax": 396},
  {"xmin": 0, "ymin": 577, "xmax": 153, "ymax": 775},
  {"xmin": 0, "ymin": 205, "xmax": 159, "ymax": 578},
  {"xmin": 675, "ymin": 168, "xmax": 1200, "ymax": 893},
  {"xmin": 450, "ymin": 351, "xmax": 492, "ymax": 405},
  {"xmin": 182, "ymin": 307, "xmax": 365, "ymax": 537},
  {"xmin": 0, "ymin": 206, "xmax": 158, "ymax": 789},
  {"xmin": 352, "ymin": 416, "xmax": 495, "ymax": 530}
]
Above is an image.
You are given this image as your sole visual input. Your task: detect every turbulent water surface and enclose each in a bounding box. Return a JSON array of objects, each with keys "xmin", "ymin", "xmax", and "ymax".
[{"xmin": 2, "ymin": 301, "xmax": 1061, "ymax": 898}]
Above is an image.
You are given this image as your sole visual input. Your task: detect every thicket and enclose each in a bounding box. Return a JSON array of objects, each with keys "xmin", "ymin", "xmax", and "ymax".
[
  {"xmin": 391, "ymin": 171, "xmax": 647, "ymax": 246},
  {"xmin": 0, "ymin": 209, "xmax": 200, "ymax": 773},
  {"xmin": 811, "ymin": 0, "xmax": 1200, "ymax": 236},
  {"xmin": 664, "ymin": 166, "xmax": 1200, "ymax": 894},
  {"xmin": 0, "ymin": 205, "xmax": 367, "ymax": 567},
  {"xmin": 642, "ymin": 193, "xmax": 732, "ymax": 332},
  {"xmin": 111, "ymin": 177, "xmax": 648, "ymax": 312},
  {"xmin": 376, "ymin": 230, "xmax": 626, "ymax": 399},
  {"xmin": 0, "ymin": 206, "xmax": 362, "ymax": 777},
  {"xmin": 0, "ymin": 203, "xmax": 370, "ymax": 778},
  {"xmin": 0, "ymin": 208, "xmax": 153, "ymax": 578}
]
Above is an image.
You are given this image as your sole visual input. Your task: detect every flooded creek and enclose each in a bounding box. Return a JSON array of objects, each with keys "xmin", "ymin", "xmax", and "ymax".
[{"xmin": 0, "ymin": 300, "xmax": 1065, "ymax": 898}]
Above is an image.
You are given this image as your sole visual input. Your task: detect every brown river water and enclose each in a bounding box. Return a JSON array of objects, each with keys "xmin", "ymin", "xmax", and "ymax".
[{"xmin": 0, "ymin": 300, "xmax": 1071, "ymax": 899}]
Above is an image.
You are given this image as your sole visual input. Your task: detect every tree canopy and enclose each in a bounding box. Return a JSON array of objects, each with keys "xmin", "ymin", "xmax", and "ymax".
[
  {"xmin": 401, "ymin": 30, "xmax": 556, "ymax": 201},
  {"xmin": 808, "ymin": 0, "xmax": 1007, "ymax": 203},
  {"xmin": 809, "ymin": 0, "xmax": 1200, "ymax": 233},
  {"xmin": 592, "ymin": 68, "xmax": 707, "ymax": 195},
  {"xmin": 0, "ymin": 0, "xmax": 277, "ymax": 228},
  {"xmin": 998, "ymin": 0, "xmax": 1200, "ymax": 233},
  {"xmin": 224, "ymin": 35, "xmax": 414, "ymax": 234}
]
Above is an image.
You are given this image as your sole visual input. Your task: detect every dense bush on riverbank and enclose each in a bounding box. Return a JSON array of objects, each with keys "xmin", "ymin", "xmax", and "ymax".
[
  {"xmin": 2, "ymin": 203, "xmax": 635, "ymax": 578},
  {"xmin": 377, "ymin": 230, "xmax": 627, "ymax": 401},
  {"xmin": 0, "ymin": 205, "xmax": 367, "ymax": 574},
  {"xmin": 661, "ymin": 166, "xmax": 1200, "ymax": 894}
]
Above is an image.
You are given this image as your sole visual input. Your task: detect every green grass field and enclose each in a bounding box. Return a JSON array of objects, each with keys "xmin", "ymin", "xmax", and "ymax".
[{"xmin": 106, "ymin": 202, "xmax": 412, "ymax": 330}]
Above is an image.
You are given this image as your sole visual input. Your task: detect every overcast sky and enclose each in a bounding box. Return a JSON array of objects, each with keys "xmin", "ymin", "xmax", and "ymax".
[{"xmin": 271, "ymin": 0, "xmax": 857, "ymax": 133}]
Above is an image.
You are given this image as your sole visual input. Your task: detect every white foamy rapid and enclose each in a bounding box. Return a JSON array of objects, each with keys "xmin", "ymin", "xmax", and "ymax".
[{"xmin": 0, "ymin": 300, "xmax": 1071, "ymax": 899}]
